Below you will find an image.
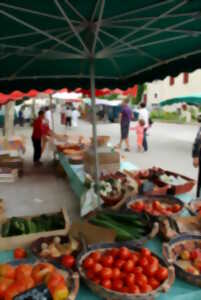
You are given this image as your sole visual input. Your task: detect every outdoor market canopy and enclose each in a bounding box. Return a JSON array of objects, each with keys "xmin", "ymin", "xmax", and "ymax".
[
  {"xmin": 0, "ymin": 0, "xmax": 201, "ymax": 93},
  {"xmin": 160, "ymin": 94, "xmax": 201, "ymax": 106}
]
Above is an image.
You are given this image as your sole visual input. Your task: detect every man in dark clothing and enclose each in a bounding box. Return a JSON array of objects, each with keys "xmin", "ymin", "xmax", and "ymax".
[
  {"xmin": 32, "ymin": 110, "xmax": 45, "ymax": 164},
  {"xmin": 192, "ymin": 126, "xmax": 201, "ymax": 197},
  {"xmin": 118, "ymin": 99, "xmax": 133, "ymax": 151}
]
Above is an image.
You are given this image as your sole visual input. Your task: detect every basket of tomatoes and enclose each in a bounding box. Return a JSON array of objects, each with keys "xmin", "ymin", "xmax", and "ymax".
[
  {"xmin": 163, "ymin": 234, "xmax": 201, "ymax": 287},
  {"xmin": 77, "ymin": 243, "xmax": 174, "ymax": 300},
  {"xmin": 127, "ymin": 195, "xmax": 184, "ymax": 218},
  {"xmin": 0, "ymin": 259, "xmax": 79, "ymax": 300}
]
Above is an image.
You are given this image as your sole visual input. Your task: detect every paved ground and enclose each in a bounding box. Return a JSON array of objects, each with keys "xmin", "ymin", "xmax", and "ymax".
[{"xmin": 0, "ymin": 117, "xmax": 199, "ymax": 219}]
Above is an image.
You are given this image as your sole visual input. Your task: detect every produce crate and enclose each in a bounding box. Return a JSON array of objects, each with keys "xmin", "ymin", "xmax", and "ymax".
[{"xmin": 0, "ymin": 208, "xmax": 70, "ymax": 250}]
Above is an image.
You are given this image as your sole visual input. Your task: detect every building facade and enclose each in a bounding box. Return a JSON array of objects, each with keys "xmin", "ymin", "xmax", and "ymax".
[{"xmin": 144, "ymin": 69, "xmax": 201, "ymax": 105}]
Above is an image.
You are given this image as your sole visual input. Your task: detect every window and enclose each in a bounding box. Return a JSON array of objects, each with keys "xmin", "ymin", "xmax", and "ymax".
[
  {"xmin": 169, "ymin": 76, "xmax": 175, "ymax": 86},
  {"xmin": 183, "ymin": 73, "xmax": 189, "ymax": 84},
  {"xmin": 143, "ymin": 94, "xmax": 147, "ymax": 104}
]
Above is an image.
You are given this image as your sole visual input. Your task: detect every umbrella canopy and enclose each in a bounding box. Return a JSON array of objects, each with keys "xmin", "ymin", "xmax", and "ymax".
[
  {"xmin": 0, "ymin": 1, "xmax": 201, "ymax": 92},
  {"xmin": 160, "ymin": 94, "xmax": 201, "ymax": 106}
]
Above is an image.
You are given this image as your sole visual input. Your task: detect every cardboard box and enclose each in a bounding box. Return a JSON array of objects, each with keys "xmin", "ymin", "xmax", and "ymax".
[
  {"xmin": 84, "ymin": 147, "xmax": 120, "ymax": 178},
  {"xmin": 70, "ymin": 221, "xmax": 116, "ymax": 245},
  {"xmin": 0, "ymin": 208, "xmax": 70, "ymax": 250}
]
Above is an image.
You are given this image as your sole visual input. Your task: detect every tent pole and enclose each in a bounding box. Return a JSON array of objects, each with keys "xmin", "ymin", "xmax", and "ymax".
[
  {"xmin": 49, "ymin": 95, "xmax": 55, "ymax": 132},
  {"xmin": 90, "ymin": 60, "xmax": 100, "ymax": 191}
]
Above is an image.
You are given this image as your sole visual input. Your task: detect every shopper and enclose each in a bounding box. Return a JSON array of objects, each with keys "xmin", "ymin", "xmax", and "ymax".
[
  {"xmin": 18, "ymin": 109, "xmax": 24, "ymax": 127},
  {"xmin": 72, "ymin": 107, "xmax": 80, "ymax": 127},
  {"xmin": 32, "ymin": 110, "xmax": 45, "ymax": 165},
  {"xmin": 192, "ymin": 125, "xmax": 201, "ymax": 197},
  {"xmin": 66, "ymin": 106, "xmax": 72, "ymax": 127},
  {"xmin": 117, "ymin": 98, "xmax": 133, "ymax": 151},
  {"xmin": 138, "ymin": 102, "xmax": 149, "ymax": 151},
  {"xmin": 131, "ymin": 119, "xmax": 145, "ymax": 152}
]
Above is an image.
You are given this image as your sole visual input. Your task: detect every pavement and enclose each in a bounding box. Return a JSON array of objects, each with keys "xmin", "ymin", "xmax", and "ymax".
[{"xmin": 0, "ymin": 117, "xmax": 199, "ymax": 220}]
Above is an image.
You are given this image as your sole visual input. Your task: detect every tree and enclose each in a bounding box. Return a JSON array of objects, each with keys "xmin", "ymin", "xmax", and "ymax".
[{"xmin": 131, "ymin": 84, "xmax": 147, "ymax": 105}]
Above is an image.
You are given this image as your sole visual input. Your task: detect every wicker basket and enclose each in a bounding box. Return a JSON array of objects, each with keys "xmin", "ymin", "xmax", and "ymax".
[
  {"xmin": 163, "ymin": 234, "xmax": 201, "ymax": 287},
  {"xmin": 77, "ymin": 242, "xmax": 174, "ymax": 300}
]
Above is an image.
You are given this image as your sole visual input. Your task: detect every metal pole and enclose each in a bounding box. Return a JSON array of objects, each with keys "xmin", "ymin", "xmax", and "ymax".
[
  {"xmin": 49, "ymin": 95, "xmax": 55, "ymax": 132},
  {"xmin": 90, "ymin": 60, "xmax": 99, "ymax": 189}
]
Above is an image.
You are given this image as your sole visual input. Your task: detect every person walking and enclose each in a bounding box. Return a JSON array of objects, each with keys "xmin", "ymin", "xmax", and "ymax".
[
  {"xmin": 138, "ymin": 102, "xmax": 149, "ymax": 152},
  {"xmin": 66, "ymin": 106, "xmax": 72, "ymax": 127},
  {"xmin": 192, "ymin": 125, "xmax": 201, "ymax": 197},
  {"xmin": 117, "ymin": 99, "xmax": 133, "ymax": 151},
  {"xmin": 131, "ymin": 119, "xmax": 145, "ymax": 152},
  {"xmin": 32, "ymin": 110, "xmax": 45, "ymax": 165}
]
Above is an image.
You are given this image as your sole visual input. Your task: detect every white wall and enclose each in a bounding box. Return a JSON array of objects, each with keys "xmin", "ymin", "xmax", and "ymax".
[{"xmin": 145, "ymin": 69, "xmax": 201, "ymax": 104}]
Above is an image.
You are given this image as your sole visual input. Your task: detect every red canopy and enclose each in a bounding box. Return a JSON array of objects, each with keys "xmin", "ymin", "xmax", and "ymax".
[{"xmin": 0, "ymin": 88, "xmax": 68, "ymax": 105}]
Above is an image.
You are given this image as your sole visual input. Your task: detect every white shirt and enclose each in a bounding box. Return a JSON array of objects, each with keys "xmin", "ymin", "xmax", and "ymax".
[
  {"xmin": 45, "ymin": 110, "xmax": 52, "ymax": 129},
  {"xmin": 72, "ymin": 110, "xmax": 80, "ymax": 127},
  {"xmin": 66, "ymin": 109, "xmax": 72, "ymax": 117},
  {"xmin": 139, "ymin": 108, "xmax": 149, "ymax": 127}
]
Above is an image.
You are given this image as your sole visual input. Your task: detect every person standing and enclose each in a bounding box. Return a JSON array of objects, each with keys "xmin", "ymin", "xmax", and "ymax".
[
  {"xmin": 131, "ymin": 119, "xmax": 145, "ymax": 152},
  {"xmin": 72, "ymin": 107, "xmax": 80, "ymax": 127},
  {"xmin": 118, "ymin": 99, "xmax": 133, "ymax": 151},
  {"xmin": 66, "ymin": 106, "xmax": 72, "ymax": 127},
  {"xmin": 192, "ymin": 126, "xmax": 201, "ymax": 197},
  {"xmin": 32, "ymin": 110, "xmax": 45, "ymax": 165},
  {"xmin": 138, "ymin": 102, "xmax": 149, "ymax": 152}
]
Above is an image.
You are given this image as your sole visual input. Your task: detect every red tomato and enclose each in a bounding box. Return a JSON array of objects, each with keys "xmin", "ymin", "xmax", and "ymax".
[
  {"xmin": 86, "ymin": 270, "xmax": 95, "ymax": 280},
  {"xmin": 118, "ymin": 247, "xmax": 130, "ymax": 260},
  {"xmin": 0, "ymin": 278, "xmax": 13, "ymax": 299},
  {"xmin": 144, "ymin": 262, "xmax": 159, "ymax": 277},
  {"xmin": 101, "ymin": 255, "xmax": 114, "ymax": 267},
  {"xmin": 47, "ymin": 272, "xmax": 65, "ymax": 292},
  {"xmin": 141, "ymin": 248, "xmax": 151, "ymax": 257},
  {"xmin": 131, "ymin": 201, "xmax": 145, "ymax": 213},
  {"xmin": 136, "ymin": 274, "xmax": 148, "ymax": 287},
  {"xmin": 90, "ymin": 251, "xmax": 102, "ymax": 262},
  {"xmin": 122, "ymin": 286, "xmax": 129, "ymax": 293},
  {"xmin": 93, "ymin": 263, "xmax": 103, "ymax": 274},
  {"xmin": 112, "ymin": 268, "xmax": 121, "ymax": 279},
  {"xmin": 130, "ymin": 253, "xmax": 139, "ymax": 265},
  {"xmin": 112, "ymin": 279, "xmax": 123, "ymax": 292},
  {"xmin": 100, "ymin": 268, "xmax": 113, "ymax": 280},
  {"xmin": 123, "ymin": 260, "xmax": 135, "ymax": 273},
  {"xmin": 133, "ymin": 266, "xmax": 143, "ymax": 275},
  {"xmin": 14, "ymin": 248, "xmax": 27, "ymax": 259},
  {"xmin": 125, "ymin": 273, "xmax": 135, "ymax": 287},
  {"xmin": 105, "ymin": 248, "xmax": 119, "ymax": 258},
  {"xmin": 4, "ymin": 283, "xmax": 20, "ymax": 300},
  {"xmin": 101, "ymin": 279, "xmax": 112, "ymax": 290},
  {"xmin": 172, "ymin": 204, "xmax": 181, "ymax": 213},
  {"xmin": 129, "ymin": 285, "xmax": 140, "ymax": 294},
  {"xmin": 148, "ymin": 256, "xmax": 159, "ymax": 266},
  {"xmin": 15, "ymin": 264, "xmax": 33, "ymax": 280},
  {"xmin": 156, "ymin": 267, "xmax": 168, "ymax": 282},
  {"xmin": 114, "ymin": 259, "xmax": 125, "ymax": 270},
  {"xmin": 83, "ymin": 257, "xmax": 94, "ymax": 269},
  {"xmin": 138, "ymin": 257, "xmax": 149, "ymax": 268},
  {"xmin": 149, "ymin": 278, "xmax": 160, "ymax": 289},
  {"xmin": 140, "ymin": 284, "xmax": 152, "ymax": 293},
  {"xmin": 152, "ymin": 201, "xmax": 162, "ymax": 211},
  {"xmin": 61, "ymin": 255, "xmax": 75, "ymax": 269},
  {"xmin": 190, "ymin": 249, "xmax": 201, "ymax": 261}
]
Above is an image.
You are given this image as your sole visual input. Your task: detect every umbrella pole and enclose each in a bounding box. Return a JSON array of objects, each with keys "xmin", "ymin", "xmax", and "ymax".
[{"xmin": 90, "ymin": 60, "xmax": 100, "ymax": 192}]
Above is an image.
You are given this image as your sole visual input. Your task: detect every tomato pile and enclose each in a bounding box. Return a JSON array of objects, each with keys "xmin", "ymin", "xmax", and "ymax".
[
  {"xmin": 130, "ymin": 200, "xmax": 182, "ymax": 216},
  {"xmin": 178, "ymin": 248, "xmax": 201, "ymax": 275},
  {"xmin": 0, "ymin": 263, "xmax": 69, "ymax": 300},
  {"xmin": 82, "ymin": 247, "xmax": 168, "ymax": 294}
]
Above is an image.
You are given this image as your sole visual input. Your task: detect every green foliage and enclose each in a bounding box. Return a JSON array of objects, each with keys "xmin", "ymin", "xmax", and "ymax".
[
  {"xmin": 150, "ymin": 110, "xmax": 185, "ymax": 122},
  {"xmin": 131, "ymin": 84, "xmax": 147, "ymax": 105},
  {"xmin": 98, "ymin": 94, "xmax": 119, "ymax": 100}
]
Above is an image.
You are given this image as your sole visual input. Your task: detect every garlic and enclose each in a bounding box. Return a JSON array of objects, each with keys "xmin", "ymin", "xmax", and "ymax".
[
  {"xmin": 41, "ymin": 243, "xmax": 48, "ymax": 250},
  {"xmin": 54, "ymin": 236, "xmax": 61, "ymax": 245}
]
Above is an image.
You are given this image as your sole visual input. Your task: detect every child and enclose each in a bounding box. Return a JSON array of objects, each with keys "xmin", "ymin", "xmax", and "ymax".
[{"xmin": 131, "ymin": 119, "xmax": 145, "ymax": 152}]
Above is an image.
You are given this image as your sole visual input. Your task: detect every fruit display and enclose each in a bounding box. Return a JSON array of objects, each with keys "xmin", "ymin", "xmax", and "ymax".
[
  {"xmin": 163, "ymin": 234, "xmax": 201, "ymax": 287},
  {"xmin": 0, "ymin": 262, "xmax": 71, "ymax": 300},
  {"xmin": 128, "ymin": 196, "xmax": 183, "ymax": 217},
  {"xmin": 99, "ymin": 172, "xmax": 137, "ymax": 207},
  {"xmin": 1, "ymin": 212, "xmax": 65, "ymax": 237},
  {"xmin": 89, "ymin": 211, "xmax": 157, "ymax": 242},
  {"xmin": 78, "ymin": 245, "xmax": 174, "ymax": 299},
  {"xmin": 31, "ymin": 235, "xmax": 80, "ymax": 264}
]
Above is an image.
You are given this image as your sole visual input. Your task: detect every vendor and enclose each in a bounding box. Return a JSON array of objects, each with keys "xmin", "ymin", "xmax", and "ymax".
[
  {"xmin": 192, "ymin": 124, "xmax": 201, "ymax": 197},
  {"xmin": 32, "ymin": 110, "xmax": 47, "ymax": 165}
]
